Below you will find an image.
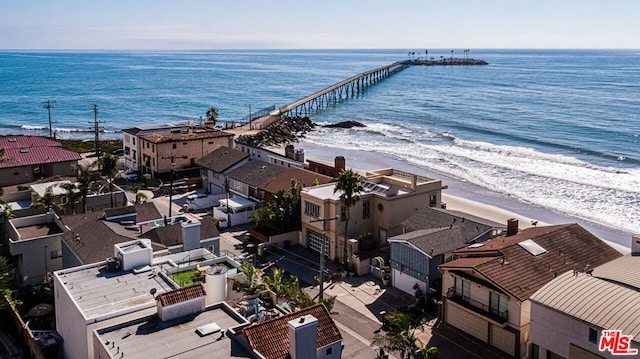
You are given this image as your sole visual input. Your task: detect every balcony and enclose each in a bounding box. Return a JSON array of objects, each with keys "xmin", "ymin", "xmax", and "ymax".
[{"xmin": 447, "ymin": 287, "xmax": 508, "ymax": 324}]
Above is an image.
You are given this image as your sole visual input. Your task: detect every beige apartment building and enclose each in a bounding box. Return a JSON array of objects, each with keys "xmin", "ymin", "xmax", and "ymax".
[
  {"xmin": 300, "ymin": 168, "xmax": 446, "ymax": 263},
  {"xmin": 138, "ymin": 127, "xmax": 234, "ymax": 177}
]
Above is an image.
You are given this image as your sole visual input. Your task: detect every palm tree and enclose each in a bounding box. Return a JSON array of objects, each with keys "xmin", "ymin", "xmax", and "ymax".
[
  {"xmin": 206, "ymin": 107, "xmax": 219, "ymax": 126},
  {"xmin": 231, "ymin": 262, "xmax": 265, "ymax": 295},
  {"xmin": 76, "ymin": 163, "xmax": 94, "ymax": 213},
  {"xmin": 333, "ymin": 169, "xmax": 363, "ymax": 267},
  {"xmin": 371, "ymin": 311, "xmax": 423, "ymax": 359},
  {"xmin": 98, "ymin": 153, "xmax": 118, "ymax": 208},
  {"xmin": 126, "ymin": 183, "xmax": 147, "ymax": 205},
  {"xmin": 32, "ymin": 186, "xmax": 61, "ymax": 211},
  {"xmin": 59, "ymin": 182, "xmax": 80, "ymax": 214}
]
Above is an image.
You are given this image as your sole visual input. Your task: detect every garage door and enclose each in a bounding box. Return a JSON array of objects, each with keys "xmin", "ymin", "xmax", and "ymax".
[
  {"xmin": 393, "ymin": 269, "xmax": 426, "ymax": 296},
  {"xmin": 491, "ymin": 324, "xmax": 516, "ymax": 356},
  {"xmin": 447, "ymin": 302, "xmax": 488, "ymax": 342},
  {"xmin": 307, "ymin": 230, "xmax": 329, "ymax": 256}
]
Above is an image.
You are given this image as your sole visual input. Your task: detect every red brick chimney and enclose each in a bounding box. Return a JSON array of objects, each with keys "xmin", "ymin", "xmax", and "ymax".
[
  {"xmin": 506, "ymin": 218, "xmax": 518, "ymax": 236},
  {"xmin": 334, "ymin": 156, "xmax": 345, "ymax": 172}
]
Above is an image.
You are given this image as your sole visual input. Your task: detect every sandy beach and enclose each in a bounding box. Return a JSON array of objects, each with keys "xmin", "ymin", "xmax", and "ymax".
[{"xmin": 293, "ymin": 140, "xmax": 634, "ymax": 254}]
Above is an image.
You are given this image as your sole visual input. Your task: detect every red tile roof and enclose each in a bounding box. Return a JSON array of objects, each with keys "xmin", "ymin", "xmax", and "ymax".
[
  {"xmin": 243, "ymin": 304, "xmax": 342, "ymax": 359},
  {"xmin": 0, "ymin": 137, "xmax": 81, "ymax": 169},
  {"xmin": 441, "ymin": 223, "xmax": 623, "ymax": 301},
  {"xmin": 155, "ymin": 284, "xmax": 206, "ymax": 307}
]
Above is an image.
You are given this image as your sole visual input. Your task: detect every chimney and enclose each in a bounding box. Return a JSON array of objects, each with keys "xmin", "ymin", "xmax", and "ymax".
[
  {"xmin": 632, "ymin": 234, "xmax": 640, "ymax": 256},
  {"xmin": 334, "ymin": 156, "xmax": 345, "ymax": 171},
  {"xmin": 506, "ymin": 218, "xmax": 518, "ymax": 236},
  {"xmin": 285, "ymin": 144, "xmax": 295, "ymax": 159},
  {"xmin": 170, "ymin": 129, "xmax": 181, "ymax": 141},
  {"xmin": 288, "ymin": 314, "xmax": 318, "ymax": 359},
  {"xmin": 181, "ymin": 219, "xmax": 201, "ymax": 251}
]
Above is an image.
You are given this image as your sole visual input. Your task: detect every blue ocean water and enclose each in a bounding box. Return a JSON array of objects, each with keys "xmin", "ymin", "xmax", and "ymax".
[{"xmin": 0, "ymin": 49, "xmax": 639, "ymax": 236}]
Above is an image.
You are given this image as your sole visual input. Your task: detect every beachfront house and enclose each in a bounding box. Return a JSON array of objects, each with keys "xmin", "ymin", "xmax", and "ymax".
[
  {"xmin": 388, "ymin": 207, "xmax": 504, "ymax": 296},
  {"xmin": 0, "ymin": 136, "xmax": 81, "ymax": 187},
  {"xmin": 529, "ymin": 252, "xmax": 640, "ymax": 358},
  {"xmin": 137, "ymin": 124, "xmax": 234, "ymax": 179},
  {"xmin": 440, "ymin": 222, "xmax": 622, "ymax": 358},
  {"xmin": 121, "ymin": 120, "xmax": 194, "ymax": 173},
  {"xmin": 300, "ymin": 168, "xmax": 446, "ymax": 265},
  {"xmin": 234, "ymin": 142, "xmax": 305, "ymax": 169},
  {"xmin": 195, "ymin": 146, "xmax": 249, "ymax": 200}
]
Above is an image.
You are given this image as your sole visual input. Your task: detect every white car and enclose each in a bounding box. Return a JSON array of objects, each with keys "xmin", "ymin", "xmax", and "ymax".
[
  {"xmin": 186, "ymin": 193, "xmax": 207, "ymax": 201},
  {"xmin": 124, "ymin": 170, "xmax": 138, "ymax": 181}
]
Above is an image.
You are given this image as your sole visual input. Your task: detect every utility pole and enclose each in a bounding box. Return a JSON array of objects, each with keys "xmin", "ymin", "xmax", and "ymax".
[
  {"xmin": 89, "ymin": 104, "xmax": 105, "ymax": 156},
  {"xmin": 309, "ymin": 215, "xmax": 339, "ymax": 301},
  {"xmin": 161, "ymin": 154, "xmax": 187, "ymax": 219},
  {"xmin": 248, "ymin": 104, "xmax": 252, "ymax": 130},
  {"xmin": 43, "ymin": 100, "xmax": 55, "ymax": 138}
]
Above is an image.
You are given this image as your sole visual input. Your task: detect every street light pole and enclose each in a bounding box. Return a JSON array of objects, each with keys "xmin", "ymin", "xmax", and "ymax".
[
  {"xmin": 162, "ymin": 154, "xmax": 186, "ymax": 220},
  {"xmin": 309, "ymin": 215, "xmax": 339, "ymax": 301}
]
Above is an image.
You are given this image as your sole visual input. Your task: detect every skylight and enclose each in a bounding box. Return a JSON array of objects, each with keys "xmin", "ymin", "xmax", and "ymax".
[{"xmin": 518, "ymin": 239, "xmax": 547, "ymax": 256}]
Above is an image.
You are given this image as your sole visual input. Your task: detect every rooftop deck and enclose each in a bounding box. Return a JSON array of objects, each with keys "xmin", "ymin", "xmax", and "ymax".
[
  {"xmin": 55, "ymin": 263, "xmax": 178, "ymax": 320},
  {"xmin": 96, "ymin": 303, "xmax": 251, "ymax": 359}
]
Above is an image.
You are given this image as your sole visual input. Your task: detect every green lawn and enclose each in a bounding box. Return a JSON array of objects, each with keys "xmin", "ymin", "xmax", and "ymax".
[{"xmin": 169, "ymin": 264, "xmax": 233, "ymax": 287}]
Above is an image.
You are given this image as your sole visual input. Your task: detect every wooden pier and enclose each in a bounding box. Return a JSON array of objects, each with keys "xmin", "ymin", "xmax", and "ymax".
[
  {"xmin": 230, "ymin": 57, "xmax": 486, "ymax": 136},
  {"xmin": 271, "ymin": 61, "xmax": 409, "ymax": 117}
]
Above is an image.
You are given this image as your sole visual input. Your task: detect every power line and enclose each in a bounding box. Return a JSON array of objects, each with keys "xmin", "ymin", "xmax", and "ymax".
[
  {"xmin": 88, "ymin": 104, "xmax": 105, "ymax": 156},
  {"xmin": 42, "ymin": 100, "xmax": 55, "ymax": 138}
]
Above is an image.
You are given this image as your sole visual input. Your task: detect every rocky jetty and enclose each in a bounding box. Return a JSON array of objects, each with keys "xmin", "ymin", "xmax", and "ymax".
[
  {"xmin": 235, "ymin": 116, "xmax": 316, "ymax": 147},
  {"xmin": 323, "ymin": 120, "xmax": 366, "ymax": 129}
]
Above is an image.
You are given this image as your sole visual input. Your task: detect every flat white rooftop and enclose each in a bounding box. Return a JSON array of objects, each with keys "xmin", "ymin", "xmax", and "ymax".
[
  {"xmin": 56, "ymin": 263, "xmax": 177, "ymax": 320},
  {"xmin": 95, "ymin": 303, "xmax": 251, "ymax": 359}
]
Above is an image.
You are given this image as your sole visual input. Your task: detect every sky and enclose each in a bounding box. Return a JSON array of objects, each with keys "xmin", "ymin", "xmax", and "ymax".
[{"xmin": 1, "ymin": 0, "xmax": 639, "ymax": 50}]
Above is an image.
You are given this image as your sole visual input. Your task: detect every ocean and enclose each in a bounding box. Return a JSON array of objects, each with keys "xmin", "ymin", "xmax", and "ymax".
[{"xmin": 0, "ymin": 49, "xmax": 638, "ymax": 244}]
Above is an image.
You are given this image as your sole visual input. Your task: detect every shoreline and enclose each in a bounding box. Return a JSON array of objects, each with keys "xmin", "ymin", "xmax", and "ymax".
[{"xmin": 294, "ymin": 139, "xmax": 634, "ymax": 253}]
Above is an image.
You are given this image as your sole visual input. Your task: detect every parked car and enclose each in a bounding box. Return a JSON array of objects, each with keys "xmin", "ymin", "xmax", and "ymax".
[
  {"xmin": 124, "ymin": 170, "xmax": 138, "ymax": 181},
  {"xmin": 111, "ymin": 148, "xmax": 124, "ymax": 155},
  {"xmin": 186, "ymin": 193, "xmax": 207, "ymax": 201}
]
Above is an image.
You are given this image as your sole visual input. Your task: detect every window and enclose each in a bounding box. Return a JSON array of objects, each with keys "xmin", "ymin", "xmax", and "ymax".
[
  {"xmin": 304, "ymin": 201, "xmax": 320, "ymax": 217},
  {"xmin": 490, "ymin": 292, "xmax": 508, "ymax": 318},
  {"xmin": 362, "ymin": 199, "xmax": 371, "ymax": 219},
  {"xmin": 326, "ymin": 347, "xmax": 333, "ymax": 356},
  {"xmin": 208, "ymin": 141, "xmax": 213, "ymax": 145},
  {"xmin": 589, "ymin": 328, "xmax": 598, "ymax": 343},
  {"xmin": 50, "ymin": 249, "xmax": 62, "ymax": 259},
  {"xmin": 13, "ymin": 169, "xmax": 19, "ymax": 175},
  {"xmin": 429, "ymin": 194, "xmax": 437, "ymax": 206},
  {"xmin": 454, "ymin": 277, "xmax": 470, "ymax": 301},
  {"xmin": 152, "ymin": 144, "xmax": 155, "ymax": 153},
  {"xmin": 340, "ymin": 206, "xmax": 347, "ymax": 221},
  {"xmin": 172, "ymin": 143, "xmax": 177, "ymax": 149},
  {"xmin": 133, "ymin": 137, "xmax": 136, "ymax": 145}
]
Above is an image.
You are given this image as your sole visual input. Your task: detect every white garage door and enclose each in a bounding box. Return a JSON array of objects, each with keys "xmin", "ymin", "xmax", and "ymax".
[
  {"xmin": 392, "ymin": 269, "xmax": 426, "ymax": 296},
  {"xmin": 446, "ymin": 302, "xmax": 488, "ymax": 342}
]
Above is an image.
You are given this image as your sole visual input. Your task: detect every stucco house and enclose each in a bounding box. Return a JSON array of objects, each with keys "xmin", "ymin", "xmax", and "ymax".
[
  {"xmin": 137, "ymin": 125, "xmax": 234, "ymax": 178},
  {"xmin": 300, "ymin": 168, "xmax": 446, "ymax": 264},
  {"xmin": 439, "ymin": 222, "xmax": 623, "ymax": 358},
  {"xmin": 195, "ymin": 146, "xmax": 249, "ymax": 197},
  {"xmin": 529, "ymin": 235, "xmax": 640, "ymax": 359}
]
